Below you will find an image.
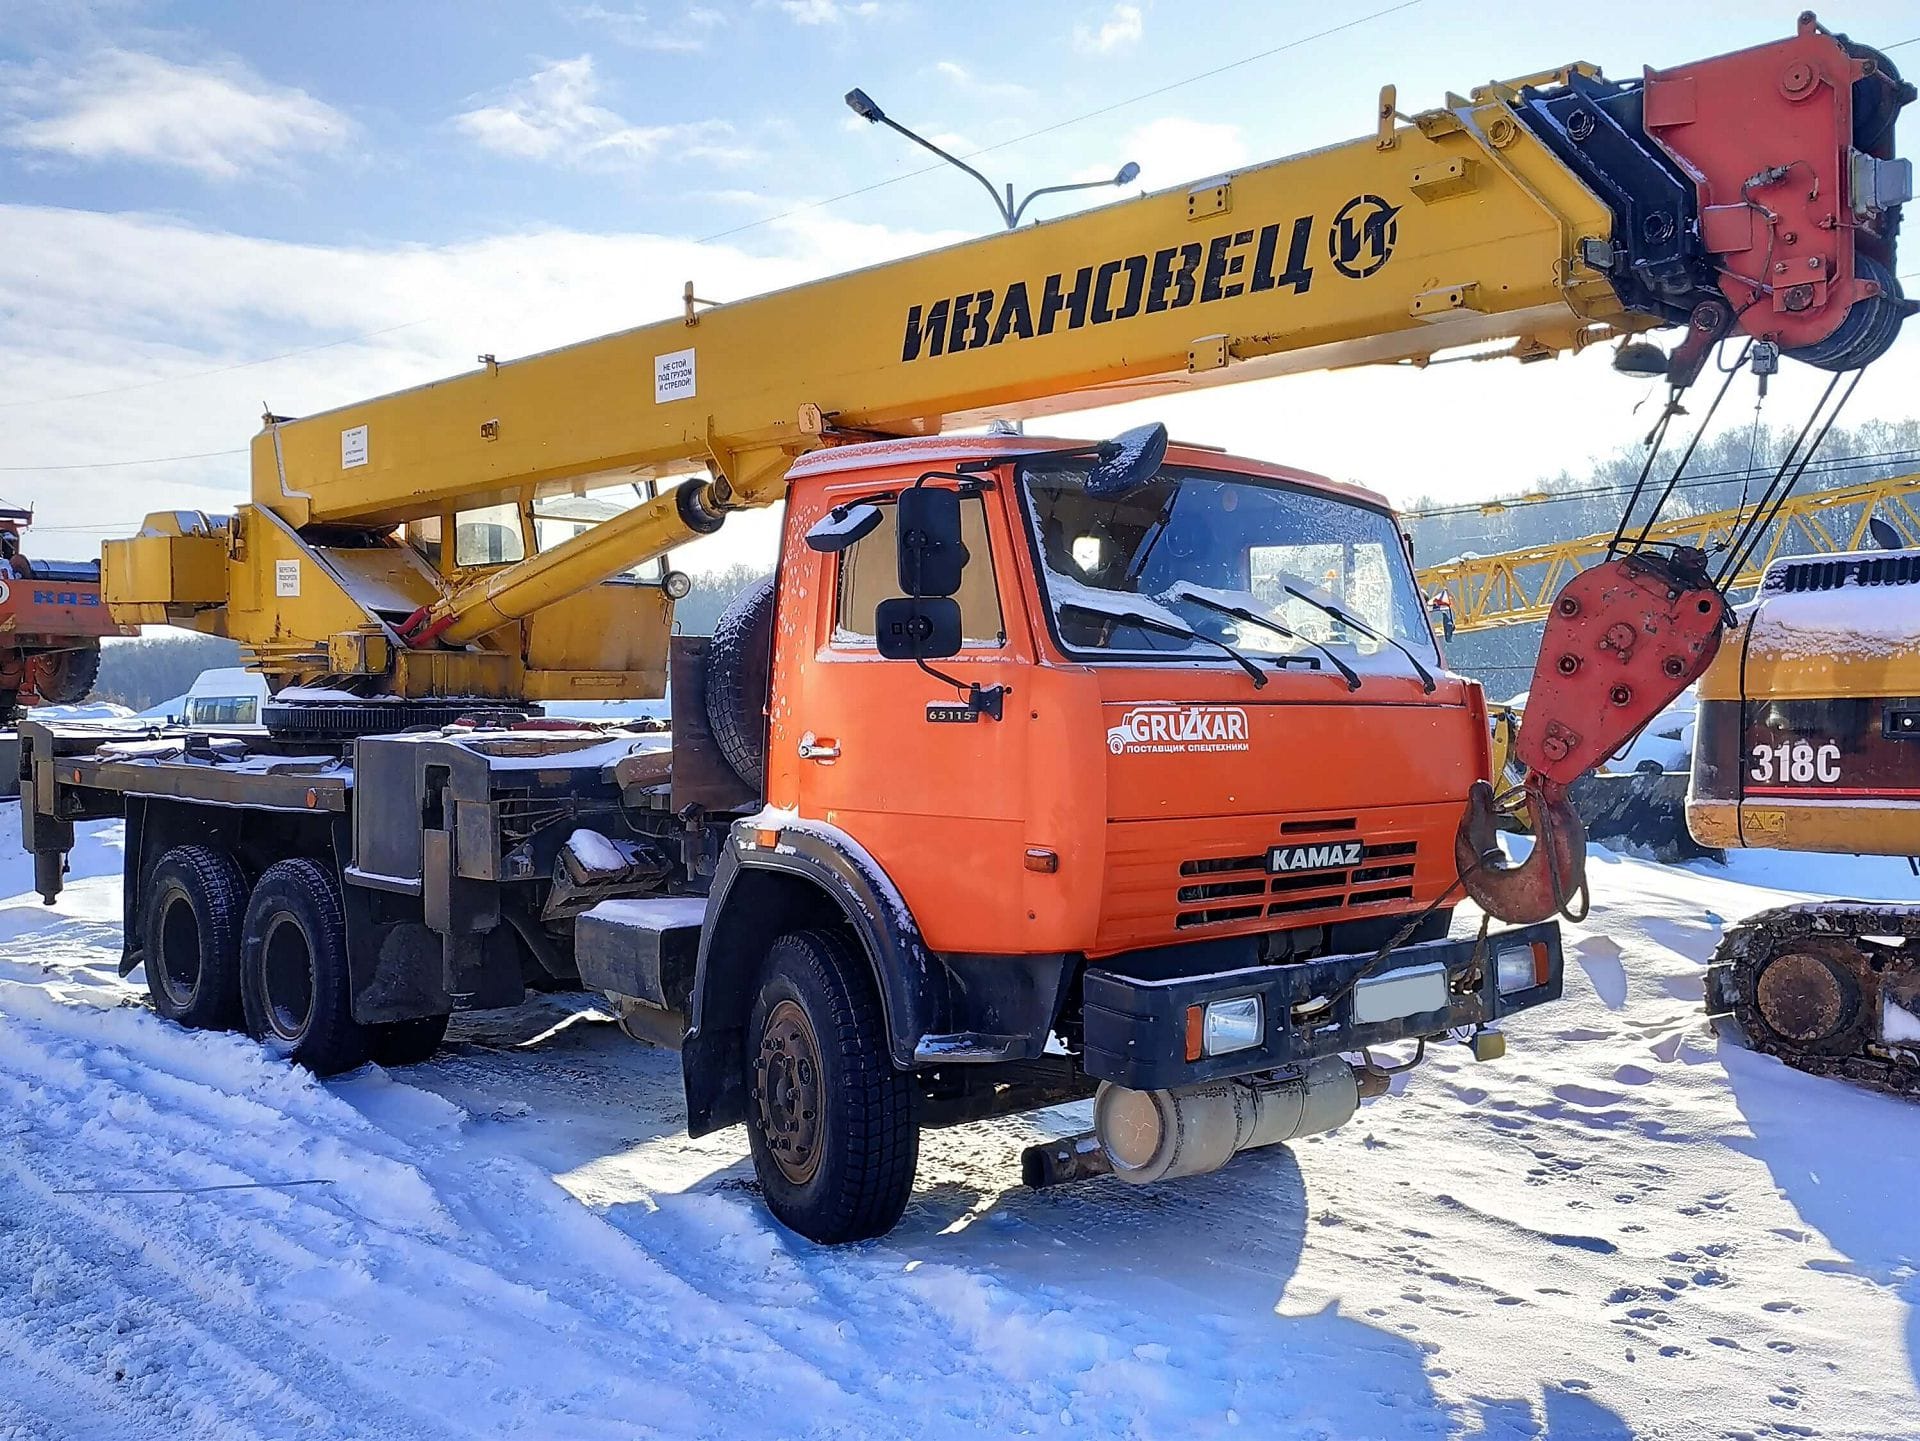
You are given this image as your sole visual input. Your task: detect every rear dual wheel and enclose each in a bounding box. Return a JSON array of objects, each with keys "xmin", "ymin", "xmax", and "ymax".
[
  {"xmin": 141, "ymin": 846, "xmax": 447, "ymax": 1070},
  {"xmin": 239, "ymin": 859, "xmax": 370, "ymax": 1075},
  {"xmin": 142, "ymin": 845, "xmax": 247, "ymax": 1030},
  {"xmin": 236, "ymin": 858, "xmax": 449, "ymax": 1074}
]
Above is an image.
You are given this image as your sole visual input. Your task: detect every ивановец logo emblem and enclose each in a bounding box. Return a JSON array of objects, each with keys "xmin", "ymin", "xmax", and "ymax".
[
  {"xmin": 1107, "ymin": 704, "xmax": 1250, "ymax": 756},
  {"xmin": 1329, "ymin": 194, "xmax": 1400, "ymax": 279}
]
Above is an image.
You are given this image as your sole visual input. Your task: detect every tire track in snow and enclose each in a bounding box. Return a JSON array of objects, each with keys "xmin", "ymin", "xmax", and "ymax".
[{"xmin": 0, "ymin": 984, "xmax": 883, "ymax": 1439}]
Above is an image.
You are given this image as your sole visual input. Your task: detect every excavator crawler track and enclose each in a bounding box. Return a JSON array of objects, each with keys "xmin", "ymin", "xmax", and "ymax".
[{"xmin": 1706, "ymin": 901, "xmax": 1920, "ymax": 1098}]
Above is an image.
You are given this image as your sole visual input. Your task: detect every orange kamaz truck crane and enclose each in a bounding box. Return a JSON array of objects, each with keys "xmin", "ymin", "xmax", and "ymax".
[{"xmin": 21, "ymin": 16, "xmax": 1910, "ymax": 1241}]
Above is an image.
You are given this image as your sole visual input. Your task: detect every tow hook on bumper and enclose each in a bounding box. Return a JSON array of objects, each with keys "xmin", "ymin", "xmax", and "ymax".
[{"xmin": 1022, "ymin": 1055, "xmax": 1383, "ymax": 1190}]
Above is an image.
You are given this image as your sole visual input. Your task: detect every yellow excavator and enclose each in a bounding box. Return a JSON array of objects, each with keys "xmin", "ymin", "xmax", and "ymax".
[{"xmin": 1693, "ymin": 536, "xmax": 1920, "ymax": 1097}]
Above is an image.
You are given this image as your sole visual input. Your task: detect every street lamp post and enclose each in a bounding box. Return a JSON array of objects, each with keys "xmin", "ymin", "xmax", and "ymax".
[{"xmin": 844, "ymin": 88, "xmax": 1139, "ymax": 230}]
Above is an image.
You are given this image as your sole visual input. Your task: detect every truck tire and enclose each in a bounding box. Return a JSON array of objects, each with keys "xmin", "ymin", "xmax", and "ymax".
[
  {"xmin": 239, "ymin": 858, "xmax": 371, "ymax": 1075},
  {"xmin": 29, "ymin": 646, "xmax": 99, "ymax": 706},
  {"xmin": 369, "ymin": 1013, "xmax": 451, "ymax": 1067},
  {"xmin": 705, "ymin": 575, "xmax": 775, "ymax": 791},
  {"xmin": 142, "ymin": 845, "xmax": 247, "ymax": 1031},
  {"xmin": 745, "ymin": 928, "xmax": 917, "ymax": 1243}
]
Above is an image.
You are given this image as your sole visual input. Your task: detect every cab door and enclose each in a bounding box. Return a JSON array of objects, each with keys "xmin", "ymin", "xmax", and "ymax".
[{"xmin": 774, "ymin": 482, "xmax": 1035, "ymax": 954}]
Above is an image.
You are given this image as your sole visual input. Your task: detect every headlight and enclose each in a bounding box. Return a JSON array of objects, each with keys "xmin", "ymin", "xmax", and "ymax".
[
  {"xmin": 1496, "ymin": 940, "xmax": 1551, "ymax": 995},
  {"xmin": 662, "ymin": 569, "xmax": 693, "ymax": 600},
  {"xmin": 1186, "ymin": 995, "xmax": 1263, "ymax": 1059}
]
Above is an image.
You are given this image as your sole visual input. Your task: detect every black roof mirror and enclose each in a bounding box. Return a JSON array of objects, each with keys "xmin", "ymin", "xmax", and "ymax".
[
  {"xmin": 1869, "ymin": 515, "xmax": 1904, "ymax": 552},
  {"xmin": 1085, "ymin": 422, "xmax": 1169, "ymax": 498},
  {"xmin": 805, "ymin": 502, "xmax": 883, "ymax": 553}
]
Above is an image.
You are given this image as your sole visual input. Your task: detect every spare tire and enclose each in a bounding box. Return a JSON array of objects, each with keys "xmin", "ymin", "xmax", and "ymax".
[
  {"xmin": 30, "ymin": 646, "xmax": 99, "ymax": 705},
  {"xmin": 705, "ymin": 575, "xmax": 776, "ymax": 791}
]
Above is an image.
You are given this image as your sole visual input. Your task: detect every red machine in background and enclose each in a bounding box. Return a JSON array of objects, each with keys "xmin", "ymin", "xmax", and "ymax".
[{"xmin": 0, "ymin": 508, "xmax": 133, "ymax": 719}]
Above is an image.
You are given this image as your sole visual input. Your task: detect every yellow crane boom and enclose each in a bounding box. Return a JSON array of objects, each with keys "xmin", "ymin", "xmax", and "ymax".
[
  {"xmin": 101, "ymin": 16, "xmax": 1913, "ymax": 702},
  {"xmin": 1415, "ymin": 471, "xmax": 1920, "ymax": 633}
]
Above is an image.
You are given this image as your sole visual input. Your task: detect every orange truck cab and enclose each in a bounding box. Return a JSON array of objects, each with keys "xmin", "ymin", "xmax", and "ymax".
[{"xmin": 671, "ymin": 431, "xmax": 1565, "ymax": 1235}]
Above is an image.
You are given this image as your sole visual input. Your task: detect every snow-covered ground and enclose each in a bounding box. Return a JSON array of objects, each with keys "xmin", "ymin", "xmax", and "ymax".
[{"xmin": 2, "ymin": 823, "xmax": 1916, "ymax": 1440}]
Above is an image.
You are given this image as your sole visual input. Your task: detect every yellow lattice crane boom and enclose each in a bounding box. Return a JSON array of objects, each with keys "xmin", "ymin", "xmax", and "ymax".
[{"xmin": 1414, "ymin": 472, "xmax": 1920, "ymax": 634}]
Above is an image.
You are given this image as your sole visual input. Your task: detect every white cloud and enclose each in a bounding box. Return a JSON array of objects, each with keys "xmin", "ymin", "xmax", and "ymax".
[
  {"xmin": 1073, "ymin": 3, "xmax": 1142, "ymax": 55},
  {"xmin": 774, "ymin": 0, "xmax": 883, "ymax": 25},
  {"xmin": 568, "ymin": 3, "xmax": 727, "ymax": 51},
  {"xmin": 1074, "ymin": 116, "xmax": 1247, "ymax": 191},
  {"xmin": 453, "ymin": 55, "xmax": 754, "ymax": 166},
  {"xmin": 0, "ymin": 49, "xmax": 351, "ymax": 180},
  {"xmin": 931, "ymin": 60, "xmax": 1032, "ymax": 102}
]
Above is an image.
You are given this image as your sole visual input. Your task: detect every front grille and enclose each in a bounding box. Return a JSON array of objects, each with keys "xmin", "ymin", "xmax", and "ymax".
[
  {"xmin": 1172, "ymin": 831, "xmax": 1423, "ymax": 931},
  {"xmin": 1770, "ymin": 554, "xmax": 1920, "ymax": 593},
  {"xmin": 1180, "ymin": 854, "xmax": 1265, "ymax": 876}
]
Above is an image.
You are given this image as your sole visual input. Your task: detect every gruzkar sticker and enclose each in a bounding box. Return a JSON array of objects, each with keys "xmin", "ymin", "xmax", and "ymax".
[{"xmin": 1106, "ymin": 703, "xmax": 1249, "ymax": 756}]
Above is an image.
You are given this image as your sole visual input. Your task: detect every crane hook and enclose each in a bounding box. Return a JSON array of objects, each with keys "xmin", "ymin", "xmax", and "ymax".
[{"xmin": 1454, "ymin": 778, "xmax": 1587, "ymax": 925}]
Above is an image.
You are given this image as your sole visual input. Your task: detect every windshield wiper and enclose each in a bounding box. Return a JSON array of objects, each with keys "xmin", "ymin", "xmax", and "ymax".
[
  {"xmin": 1279, "ymin": 583, "xmax": 1437, "ymax": 694},
  {"xmin": 1059, "ymin": 601, "xmax": 1267, "ymax": 689},
  {"xmin": 1166, "ymin": 587, "xmax": 1361, "ymax": 692},
  {"xmin": 1122, "ymin": 482, "xmax": 1182, "ymax": 586}
]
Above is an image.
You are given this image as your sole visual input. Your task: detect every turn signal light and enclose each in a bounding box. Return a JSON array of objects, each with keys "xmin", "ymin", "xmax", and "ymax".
[{"xmin": 1024, "ymin": 847, "xmax": 1059, "ymax": 873}]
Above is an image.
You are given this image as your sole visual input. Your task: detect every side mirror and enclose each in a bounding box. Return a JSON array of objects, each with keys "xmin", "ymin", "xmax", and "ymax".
[
  {"xmin": 805, "ymin": 503, "xmax": 883, "ymax": 553},
  {"xmin": 1086, "ymin": 422, "xmax": 1169, "ymax": 498},
  {"xmin": 1869, "ymin": 515, "xmax": 1904, "ymax": 552},
  {"xmin": 896, "ymin": 486, "xmax": 967, "ymax": 596},
  {"xmin": 874, "ymin": 596, "xmax": 962, "ymax": 660}
]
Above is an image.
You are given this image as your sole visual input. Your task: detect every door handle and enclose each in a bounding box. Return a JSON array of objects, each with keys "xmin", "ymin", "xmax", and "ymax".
[{"xmin": 798, "ymin": 732, "xmax": 840, "ymax": 761}]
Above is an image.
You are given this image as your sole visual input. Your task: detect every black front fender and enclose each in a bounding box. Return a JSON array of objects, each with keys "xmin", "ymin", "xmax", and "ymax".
[{"xmin": 680, "ymin": 819, "xmax": 937, "ymax": 1134}]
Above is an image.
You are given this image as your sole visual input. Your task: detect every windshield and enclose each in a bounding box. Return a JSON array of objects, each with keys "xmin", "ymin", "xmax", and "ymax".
[{"xmin": 1022, "ymin": 461, "xmax": 1438, "ymax": 669}]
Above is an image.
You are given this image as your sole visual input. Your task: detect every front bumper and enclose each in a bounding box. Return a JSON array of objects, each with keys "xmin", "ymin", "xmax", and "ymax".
[{"xmin": 1081, "ymin": 921, "xmax": 1563, "ymax": 1090}]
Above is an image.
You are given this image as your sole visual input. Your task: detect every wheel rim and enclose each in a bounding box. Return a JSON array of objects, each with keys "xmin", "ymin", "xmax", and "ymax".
[
  {"xmin": 753, "ymin": 998, "xmax": 824, "ymax": 1186},
  {"xmin": 260, "ymin": 914, "xmax": 316, "ymax": 1041},
  {"xmin": 155, "ymin": 892, "xmax": 201, "ymax": 1008},
  {"xmin": 1755, "ymin": 948, "xmax": 1857, "ymax": 1044}
]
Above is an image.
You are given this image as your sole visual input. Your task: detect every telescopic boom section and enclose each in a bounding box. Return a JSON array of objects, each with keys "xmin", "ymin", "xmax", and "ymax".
[{"xmin": 109, "ymin": 15, "xmax": 1910, "ymax": 694}]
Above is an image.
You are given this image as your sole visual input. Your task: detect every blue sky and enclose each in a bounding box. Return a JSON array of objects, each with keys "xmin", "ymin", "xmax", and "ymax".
[{"xmin": 1, "ymin": 0, "xmax": 1916, "ymax": 569}]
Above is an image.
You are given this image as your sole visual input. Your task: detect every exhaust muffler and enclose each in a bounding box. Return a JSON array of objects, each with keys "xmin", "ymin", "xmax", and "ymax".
[{"xmin": 1022, "ymin": 1056, "xmax": 1366, "ymax": 1189}]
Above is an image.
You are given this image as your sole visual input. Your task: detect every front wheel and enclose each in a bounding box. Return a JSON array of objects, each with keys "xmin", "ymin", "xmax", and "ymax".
[{"xmin": 745, "ymin": 929, "xmax": 918, "ymax": 1244}]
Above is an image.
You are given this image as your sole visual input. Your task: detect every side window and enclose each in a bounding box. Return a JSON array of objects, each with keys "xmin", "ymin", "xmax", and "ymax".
[
  {"xmin": 533, "ymin": 488, "xmax": 667, "ymax": 582},
  {"xmin": 454, "ymin": 502, "xmax": 526, "ymax": 567},
  {"xmin": 833, "ymin": 496, "xmax": 1005, "ymax": 647}
]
